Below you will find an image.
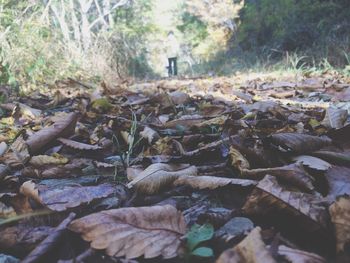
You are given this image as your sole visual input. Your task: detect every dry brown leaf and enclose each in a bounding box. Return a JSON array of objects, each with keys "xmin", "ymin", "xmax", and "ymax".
[
  {"xmin": 241, "ymin": 163, "xmax": 314, "ymax": 192},
  {"xmin": 173, "ymin": 175, "xmax": 257, "ymax": 190},
  {"xmin": 57, "ymin": 137, "xmax": 102, "ymax": 151},
  {"xmin": 0, "ymin": 225, "xmax": 54, "ymax": 254},
  {"xmin": 325, "ymin": 166, "xmax": 350, "ymax": 199},
  {"xmin": 293, "ymin": 155, "xmax": 332, "ymax": 171},
  {"xmin": 22, "ymin": 158, "xmax": 90, "ymax": 179},
  {"xmin": 199, "ymin": 104, "xmax": 227, "ymax": 117},
  {"xmin": 169, "ymin": 90, "xmax": 190, "ymax": 105},
  {"xmin": 140, "ymin": 126, "xmax": 160, "ymax": 144},
  {"xmin": 127, "ymin": 163, "xmax": 197, "ymax": 194},
  {"xmin": 229, "ymin": 147, "xmax": 250, "ymax": 171},
  {"xmin": 269, "ymin": 133, "xmax": 332, "ymax": 154},
  {"xmin": 311, "ymin": 150, "xmax": 350, "ymax": 167},
  {"xmin": 69, "ymin": 205, "xmax": 186, "ymax": 259},
  {"xmin": 243, "ymin": 175, "xmax": 329, "ymax": 231},
  {"xmin": 329, "ymin": 196, "xmax": 350, "ymax": 253},
  {"xmin": 29, "ymin": 154, "xmax": 69, "ymax": 166},
  {"xmin": 20, "ymin": 181, "xmax": 115, "ymax": 211},
  {"xmin": 216, "ymin": 227, "xmax": 276, "ymax": 263},
  {"xmin": 0, "ymin": 201, "xmax": 16, "ymax": 218},
  {"xmin": 163, "ymin": 115, "xmax": 204, "ymax": 129},
  {"xmin": 0, "ymin": 164, "xmax": 10, "ymax": 180},
  {"xmin": 0, "ymin": 141, "xmax": 8, "ymax": 157},
  {"xmin": 321, "ymin": 108, "xmax": 348, "ymax": 129},
  {"xmin": 195, "ymin": 115, "xmax": 228, "ymax": 128},
  {"xmin": 1, "ymin": 136, "xmax": 30, "ymax": 168},
  {"xmin": 26, "ymin": 112, "xmax": 78, "ymax": 155},
  {"xmin": 277, "ymin": 245, "xmax": 326, "ymax": 263}
]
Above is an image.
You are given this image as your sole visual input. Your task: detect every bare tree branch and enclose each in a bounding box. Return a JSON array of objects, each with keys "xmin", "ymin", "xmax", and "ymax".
[{"xmin": 89, "ymin": 0, "xmax": 129, "ymax": 30}]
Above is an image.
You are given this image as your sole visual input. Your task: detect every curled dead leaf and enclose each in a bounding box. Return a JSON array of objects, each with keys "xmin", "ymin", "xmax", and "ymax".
[
  {"xmin": 269, "ymin": 133, "xmax": 332, "ymax": 154},
  {"xmin": 26, "ymin": 112, "xmax": 78, "ymax": 155},
  {"xmin": 127, "ymin": 163, "xmax": 197, "ymax": 194},
  {"xmin": 229, "ymin": 147, "xmax": 250, "ymax": 171},
  {"xmin": 57, "ymin": 137, "xmax": 102, "ymax": 151},
  {"xmin": 241, "ymin": 163, "xmax": 315, "ymax": 192},
  {"xmin": 29, "ymin": 154, "xmax": 69, "ymax": 166},
  {"xmin": 173, "ymin": 175, "xmax": 257, "ymax": 190},
  {"xmin": 69, "ymin": 205, "xmax": 186, "ymax": 259}
]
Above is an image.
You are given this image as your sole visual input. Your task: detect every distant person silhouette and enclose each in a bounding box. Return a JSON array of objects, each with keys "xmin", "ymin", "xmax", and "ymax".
[{"xmin": 166, "ymin": 31, "xmax": 179, "ymax": 76}]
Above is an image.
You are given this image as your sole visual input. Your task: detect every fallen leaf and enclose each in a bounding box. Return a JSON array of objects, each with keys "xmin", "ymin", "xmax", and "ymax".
[
  {"xmin": 0, "ymin": 142, "xmax": 8, "ymax": 157},
  {"xmin": 215, "ymin": 217, "xmax": 254, "ymax": 241},
  {"xmin": 26, "ymin": 112, "xmax": 78, "ymax": 155},
  {"xmin": 127, "ymin": 163, "xmax": 197, "ymax": 194},
  {"xmin": 29, "ymin": 154, "xmax": 69, "ymax": 166},
  {"xmin": 0, "ymin": 254, "xmax": 19, "ymax": 263},
  {"xmin": 321, "ymin": 108, "xmax": 348, "ymax": 129},
  {"xmin": 243, "ymin": 175, "xmax": 329, "ymax": 231},
  {"xmin": 269, "ymin": 133, "xmax": 332, "ymax": 154},
  {"xmin": 277, "ymin": 245, "xmax": 326, "ymax": 263},
  {"xmin": 292, "ymin": 155, "xmax": 332, "ymax": 171},
  {"xmin": 169, "ymin": 90, "xmax": 190, "ymax": 105},
  {"xmin": 229, "ymin": 147, "xmax": 250, "ymax": 171},
  {"xmin": 57, "ymin": 137, "xmax": 102, "ymax": 151},
  {"xmin": 325, "ymin": 166, "xmax": 350, "ymax": 199},
  {"xmin": 173, "ymin": 175, "xmax": 257, "ymax": 190},
  {"xmin": 0, "ymin": 225, "xmax": 54, "ymax": 255},
  {"xmin": 241, "ymin": 163, "xmax": 315, "ymax": 192},
  {"xmin": 311, "ymin": 150, "xmax": 350, "ymax": 167},
  {"xmin": 140, "ymin": 126, "xmax": 160, "ymax": 144},
  {"xmin": 69, "ymin": 205, "xmax": 186, "ymax": 259},
  {"xmin": 329, "ymin": 196, "xmax": 350, "ymax": 253},
  {"xmin": 20, "ymin": 181, "xmax": 115, "ymax": 211},
  {"xmin": 1, "ymin": 136, "xmax": 30, "ymax": 168},
  {"xmin": 216, "ymin": 227, "xmax": 276, "ymax": 263}
]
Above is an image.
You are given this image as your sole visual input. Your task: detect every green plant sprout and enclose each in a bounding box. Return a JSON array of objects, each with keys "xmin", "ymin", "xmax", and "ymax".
[{"xmin": 185, "ymin": 223, "xmax": 214, "ymax": 260}]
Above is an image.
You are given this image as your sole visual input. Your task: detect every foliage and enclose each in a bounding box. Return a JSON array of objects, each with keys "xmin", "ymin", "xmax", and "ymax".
[
  {"xmin": 177, "ymin": 12, "xmax": 208, "ymax": 49},
  {"xmin": 235, "ymin": 0, "xmax": 350, "ymax": 67},
  {"xmin": 185, "ymin": 223, "xmax": 214, "ymax": 258},
  {"xmin": 0, "ymin": 0, "xmax": 158, "ymax": 88}
]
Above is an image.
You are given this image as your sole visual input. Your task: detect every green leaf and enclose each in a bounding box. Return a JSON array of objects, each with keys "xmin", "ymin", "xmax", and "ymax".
[
  {"xmin": 191, "ymin": 247, "xmax": 214, "ymax": 257},
  {"xmin": 186, "ymin": 223, "xmax": 214, "ymax": 251}
]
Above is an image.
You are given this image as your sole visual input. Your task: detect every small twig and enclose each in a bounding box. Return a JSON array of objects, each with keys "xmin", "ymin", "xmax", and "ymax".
[
  {"xmin": 58, "ymin": 248, "xmax": 95, "ymax": 263},
  {"xmin": 67, "ymin": 78, "xmax": 94, "ymax": 89},
  {"xmin": 22, "ymin": 212, "xmax": 76, "ymax": 263}
]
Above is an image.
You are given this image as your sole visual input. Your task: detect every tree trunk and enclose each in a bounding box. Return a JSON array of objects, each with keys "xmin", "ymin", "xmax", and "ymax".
[{"xmin": 78, "ymin": 0, "xmax": 93, "ymax": 52}]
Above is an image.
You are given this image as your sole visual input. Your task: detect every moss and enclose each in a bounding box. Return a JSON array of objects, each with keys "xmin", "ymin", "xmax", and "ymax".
[{"xmin": 91, "ymin": 98, "xmax": 113, "ymax": 113}]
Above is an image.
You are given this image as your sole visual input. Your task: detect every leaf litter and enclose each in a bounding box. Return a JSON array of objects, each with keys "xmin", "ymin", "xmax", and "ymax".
[{"xmin": 0, "ymin": 75, "xmax": 350, "ymax": 262}]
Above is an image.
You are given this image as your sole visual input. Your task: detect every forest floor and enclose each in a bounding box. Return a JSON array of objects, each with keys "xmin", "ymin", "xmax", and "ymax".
[{"xmin": 0, "ymin": 71, "xmax": 350, "ymax": 263}]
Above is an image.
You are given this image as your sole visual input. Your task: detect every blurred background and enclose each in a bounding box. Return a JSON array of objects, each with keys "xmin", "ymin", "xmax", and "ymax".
[{"xmin": 0, "ymin": 0, "xmax": 349, "ymax": 87}]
